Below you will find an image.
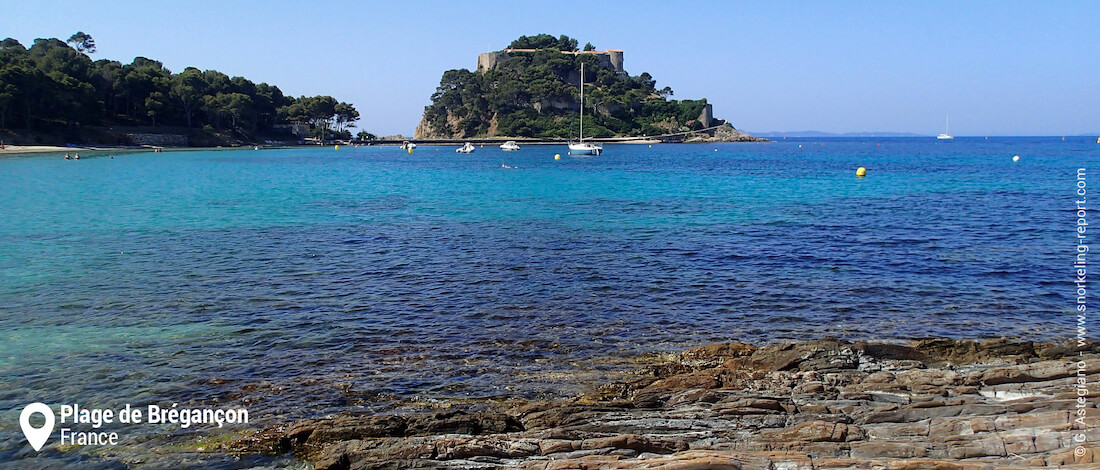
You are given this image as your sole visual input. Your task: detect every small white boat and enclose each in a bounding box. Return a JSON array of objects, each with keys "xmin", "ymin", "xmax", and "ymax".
[
  {"xmin": 568, "ymin": 142, "xmax": 602, "ymax": 155},
  {"xmin": 568, "ymin": 63, "xmax": 603, "ymax": 156},
  {"xmin": 400, "ymin": 141, "xmax": 416, "ymax": 150},
  {"xmin": 500, "ymin": 141, "xmax": 521, "ymax": 151},
  {"xmin": 936, "ymin": 116, "xmax": 953, "ymax": 140},
  {"xmin": 456, "ymin": 142, "xmax": 475, "ymax": 153}
]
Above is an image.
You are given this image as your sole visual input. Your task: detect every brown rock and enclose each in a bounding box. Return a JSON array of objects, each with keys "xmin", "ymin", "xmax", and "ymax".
[
  {"xmin": 883, "ymin": 459, "xmax": 967, "ymax": 470},
  {"xmin": 849, "ymin": 440, "xmax": 929, "ymax": 458},
  {"xmin": 763, "ymin": 420, "xmax": 855, "ymax": 443},
  {"xmin": 643, "ymin": 369, "xmax": 722, "ymax": 392},
  {"xmin": 431, "ymin": 436, "xmax": 539, "ymax": 460},
  {"xmin": 913, "ymin": 338, "xmax": 1038, "ymax": 366},
  {"xmin": 792, "ymin": 381, "xmax": 827, "ymax": 394},
  {"xmin": 1046, "ymin": 445, "xmax": 1100, "ymax": 465},
  {"xmin": 943, "ymin": 434, "xmax": 1006, "ymax": 459},
  {"xmin": 521, "ymin": 406, "xmax": 616, "ymax": 431},
  {"xmin": 680, "ymin": 342, "xmax": 757, "ymax": 367},
  {"xmin": 747, "ymin": 339, "xmax": 859, "ymax": 372},
  {"xmin": 863, "ymin": 422, "xmax": 929, "ymax": 440},
  {"xmin": 1001, "ymin": 433, "xmax": 1036, "ymax": 455},
  {"xmin": 666, "ymin": 389, "xmax": 723, "ymax": 406},
  {"xmin": 895, "ymin": 369, "xmax": 959, "ymax": 388},
  {"xmin": 581, "ymin": 434, "xmax": 689, "ymax": 454},
  {"xmin": 970, "ymin": 358, "xmax": 1100, "ymax": 386},
  {"xmin": 288, "ymin": 414, "xmax": 407, "ymax": 447},
  {"xmin": 404, "ymin": 410, "xmax": 523, "ymax": 436},
  {"xmin": 853, "ymin": 342, "xmax": 928, "ymax": 362}
]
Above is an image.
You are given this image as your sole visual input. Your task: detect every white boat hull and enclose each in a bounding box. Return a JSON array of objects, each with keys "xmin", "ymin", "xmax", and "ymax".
[{"xmin": 568, "ymin": 142, "xmax": 602, "ymax": 155}]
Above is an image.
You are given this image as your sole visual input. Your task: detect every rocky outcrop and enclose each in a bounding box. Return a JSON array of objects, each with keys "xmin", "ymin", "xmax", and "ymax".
[
  {"xmin": 236, "ymin": 338, "xmax": 1100, "ymax": 469},
  {"xmin": 413, "ymin": 115, "xmax": 445, "ymax": 140},
  {"xmin": 685, "ymin": 123, "xmax": 767, "ymax": 143}
]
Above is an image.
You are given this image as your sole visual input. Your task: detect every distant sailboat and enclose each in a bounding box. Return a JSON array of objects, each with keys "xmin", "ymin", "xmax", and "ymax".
[
  {"xmin": 937, "ymin": 116, "xmax": 954, "ymax": 140},
  {"xmin": 568, "ymin": 63, "xmax": 603, "ymax": 156}
]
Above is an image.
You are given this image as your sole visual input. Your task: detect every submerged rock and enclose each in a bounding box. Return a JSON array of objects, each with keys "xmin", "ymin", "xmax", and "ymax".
[{"xmin": 238, "ymin": 338, "xmax": 1100, "ymax": 469}]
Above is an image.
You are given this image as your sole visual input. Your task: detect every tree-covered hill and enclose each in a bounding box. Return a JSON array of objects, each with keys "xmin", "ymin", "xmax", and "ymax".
[
  {"xmin": 416, "ymin": 34, "xmax": 715, "ymax": 139},
  {"xmin": 0, "ymin": 33, "xmax": 364, "ymax": 144}
]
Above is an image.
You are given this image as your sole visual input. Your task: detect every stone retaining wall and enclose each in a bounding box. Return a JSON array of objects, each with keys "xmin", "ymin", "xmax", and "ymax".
[{"xmin": 126, "ymin": 133, "xmax": 188, "ymax": 146}]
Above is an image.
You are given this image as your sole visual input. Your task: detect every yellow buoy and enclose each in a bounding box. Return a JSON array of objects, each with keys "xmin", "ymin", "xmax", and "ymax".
[
  {"xmin": 856, "ymin": 167, "xmax": 867, "ymax": 177},
  {"xmin": 335, "ymin": 145, "xmax": 339, "ymax": 150},
  {"xmin": 648, "ymin": 145, "xmax": 652, "ymax": 148},
  {"xmin": 1013, "ymin": 155, "xmax": 1020, "ymax": 162},
  {"xmin": 408, "ymin": 148, "xmax": 413, "ymax": 154},
  {"xmin": 554, "ymin": 154, "xmax": 561, "ymax": 160},
  {"xmin": 798, "ymin": 144, "xmax": 802, "ymax": 148}
]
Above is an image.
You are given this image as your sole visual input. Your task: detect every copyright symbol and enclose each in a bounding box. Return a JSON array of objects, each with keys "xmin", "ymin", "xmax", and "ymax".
[{"xmin": 1075, "ymin": 446, "xmax": 1087, "ymax": 458}]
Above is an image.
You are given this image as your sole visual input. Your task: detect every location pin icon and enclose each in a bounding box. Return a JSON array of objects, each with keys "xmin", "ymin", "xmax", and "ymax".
[{"xmin": 20, "ymin": 402, "xmax": 54, "ymax": 451}]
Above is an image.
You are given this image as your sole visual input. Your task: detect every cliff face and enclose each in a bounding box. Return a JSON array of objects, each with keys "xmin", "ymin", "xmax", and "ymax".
[{"xmin": 413, "ymin": 114, "xmax": 444, "ymax": 139}]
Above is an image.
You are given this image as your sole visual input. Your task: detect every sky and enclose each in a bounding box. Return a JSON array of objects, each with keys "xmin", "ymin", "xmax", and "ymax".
[{"xmin": 2, "ymin": 0, "xmax": 1097, "ymax": 136}]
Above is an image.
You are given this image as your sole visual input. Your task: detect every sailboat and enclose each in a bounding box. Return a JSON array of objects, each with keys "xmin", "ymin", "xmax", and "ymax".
[
  {"xmin": 937, "ymin": 116, "xmax": 954, "ymax": 140},
  {"xmin": 568, "ymin": 63, "xmax": 603, "ymax": 156}
]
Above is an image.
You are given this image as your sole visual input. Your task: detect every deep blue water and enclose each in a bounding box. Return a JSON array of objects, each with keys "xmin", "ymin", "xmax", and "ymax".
[{"xmin": 1, "ymin": 137, "xmax": 1096, "ymax": 467}]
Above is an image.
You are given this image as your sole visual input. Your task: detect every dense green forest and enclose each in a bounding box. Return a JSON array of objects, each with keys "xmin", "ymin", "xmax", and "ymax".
[
  {"xmin": 421, "ymin": 34, "xmax": 710, "ymax": 139},
  {"xmin": 0, "ymin": 33, "xmax": 366, "ymax": 143}
]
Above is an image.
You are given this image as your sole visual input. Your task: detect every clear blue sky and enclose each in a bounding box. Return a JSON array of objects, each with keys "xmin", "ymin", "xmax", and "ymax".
[{"xmin": 2, "ymin": 0, "xmax": 1097, "ymax": 136}]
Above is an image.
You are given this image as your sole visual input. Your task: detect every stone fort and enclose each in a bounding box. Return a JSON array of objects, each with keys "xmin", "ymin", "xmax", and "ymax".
[{"xmin": 477, "ymin": 48, "xmax": 625, "ymax": 74}]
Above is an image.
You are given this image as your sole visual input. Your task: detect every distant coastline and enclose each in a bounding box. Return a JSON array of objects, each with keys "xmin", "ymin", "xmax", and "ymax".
[{"xmin": 751, "ymin": 130, "xmax": 930, "ymax": 138}]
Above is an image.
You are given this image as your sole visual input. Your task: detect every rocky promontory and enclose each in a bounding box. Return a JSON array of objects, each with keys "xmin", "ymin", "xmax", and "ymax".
[
  {"xmin": 235, "ymin": 338, "xmax": 1100, "ymax": 469},
  {"xmin": 685, "ymin": 123, "xmax": 767, "ymax": 143}
]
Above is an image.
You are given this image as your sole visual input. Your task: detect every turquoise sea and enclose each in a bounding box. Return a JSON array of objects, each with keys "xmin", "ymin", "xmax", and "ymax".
[{"xmin": 1, "ymin": 137, "xmax": 1097, "ymax": 467}]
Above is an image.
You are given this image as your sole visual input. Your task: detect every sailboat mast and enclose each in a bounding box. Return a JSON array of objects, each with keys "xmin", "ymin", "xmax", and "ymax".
[{"xmin": 579, "ymin": 63, "xmax": 584, "ymax": 142}]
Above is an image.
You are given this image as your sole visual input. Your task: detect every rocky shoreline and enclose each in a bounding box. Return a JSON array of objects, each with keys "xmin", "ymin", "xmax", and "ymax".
[
  {"xmin": 233, "ymin": 338, "xmax": 1099, "ymax": 469},
  {"xmin": 684, "ymin": 123, "xmax": 767, "ymax": 143}
]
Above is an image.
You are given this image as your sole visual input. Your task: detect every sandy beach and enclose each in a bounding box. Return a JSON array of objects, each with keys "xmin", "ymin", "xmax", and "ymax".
[{"xmin": 0, "ymin": 145, "xmax": 81, "ymax": 155}]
